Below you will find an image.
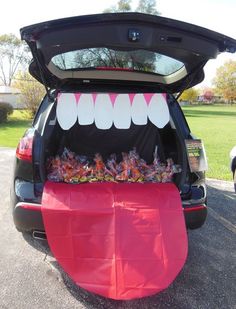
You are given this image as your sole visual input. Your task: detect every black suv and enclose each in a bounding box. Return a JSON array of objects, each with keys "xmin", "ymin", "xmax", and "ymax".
[{"xmin": 11, "ymin": 13, "xmax": 236, "ymax": 236}]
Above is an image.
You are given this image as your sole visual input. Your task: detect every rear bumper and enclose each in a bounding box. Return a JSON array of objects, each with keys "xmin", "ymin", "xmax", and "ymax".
[
  {"xmin": 13, "ymin": 201, "xmax": 207, "ymax": 232},
  {"xmin": 13, "ymin": 202, "xmax": 44, "ymax": 232},
  {"xmin": 183, "ymin": 204, "xmax": 207, "ymax": 229}
]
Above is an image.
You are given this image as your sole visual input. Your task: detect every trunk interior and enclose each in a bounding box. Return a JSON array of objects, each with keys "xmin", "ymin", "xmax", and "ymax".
[
  {"xmin": 35, "ymin": 91, "xmax": 187, "ymax": 190},
  {"xmin": 46, "ymin": 120, "xmax": 180, "ymax": 162}
]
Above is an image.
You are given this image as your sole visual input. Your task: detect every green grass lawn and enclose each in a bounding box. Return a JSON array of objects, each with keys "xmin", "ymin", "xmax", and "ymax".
[
  {"xmin": 0, "ymin": 110, "xmax": 32, "ymax": 148},
  {"xmin": 182, "ymin": 104, "xmax": 236, "ymax": 181},
  {"xmin": 0, "ymin": 105, "xmax": 235, "ymax": 180}
]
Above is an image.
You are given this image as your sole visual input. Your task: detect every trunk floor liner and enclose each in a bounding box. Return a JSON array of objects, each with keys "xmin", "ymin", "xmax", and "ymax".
[{"xmin": 42, "ymin": 181, "xmax": 188, "ymax": 300}]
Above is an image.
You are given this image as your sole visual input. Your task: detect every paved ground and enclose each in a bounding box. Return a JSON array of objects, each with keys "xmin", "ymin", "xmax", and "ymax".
[{"xmin": 0, "ymin": 147, "xmax": 235, "ymax": 309}]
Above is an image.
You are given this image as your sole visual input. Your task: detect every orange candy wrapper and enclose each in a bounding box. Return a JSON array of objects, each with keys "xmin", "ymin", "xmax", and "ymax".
[{"xmin": 47, "ymin": 148, "xmax": 181, "ymax": 184}]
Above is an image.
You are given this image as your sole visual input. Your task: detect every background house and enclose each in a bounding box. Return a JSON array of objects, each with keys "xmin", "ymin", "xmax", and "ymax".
[{"xmin": 0, "ymin": 86, "xmax": 25, "ymax": 109}]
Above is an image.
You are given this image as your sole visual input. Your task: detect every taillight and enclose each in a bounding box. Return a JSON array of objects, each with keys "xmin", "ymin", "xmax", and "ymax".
[{"xmin": 16, "ymin": 129, "xmax": 34, "ymax": 162}]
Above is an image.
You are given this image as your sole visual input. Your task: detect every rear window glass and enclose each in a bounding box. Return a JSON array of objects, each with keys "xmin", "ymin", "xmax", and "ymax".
[{"xmin": 51, "ymin": 48, "xmax": 184, "ymax": 76}]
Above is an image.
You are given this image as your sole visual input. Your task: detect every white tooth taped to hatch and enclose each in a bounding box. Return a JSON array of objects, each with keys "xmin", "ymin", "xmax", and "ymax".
[
  {"xmin": 56, "ymin": 93, "xmax": 77, "ymax": 130},
  {"xmin": 78, "ymin": 94, "xmax": 94, "ymax": 125},
  {"xmin": 131, "ymin": 93, "xmax": 148, "ymax": 125},
  {"xmin": 94, "ymin": 94, "xmax": 113, "ymax": 129},
  {"xmin": 148, "ymin": 94, "xmax": 170, "ymax": 128},
  {"xmin": 113, "ymin": 94, "xmax": 131, "ymax": 129}
]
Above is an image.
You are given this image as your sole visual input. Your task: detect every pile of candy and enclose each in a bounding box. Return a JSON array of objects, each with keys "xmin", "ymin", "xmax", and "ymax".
[{"xmin": 46, "ymin": 148, "xmax": 181, "ymax": 184}]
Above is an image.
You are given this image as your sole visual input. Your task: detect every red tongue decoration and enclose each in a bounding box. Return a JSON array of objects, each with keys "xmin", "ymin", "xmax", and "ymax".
[{"xmin": 42, "ymin": 182, "xmax": 188, "ymax": 300}]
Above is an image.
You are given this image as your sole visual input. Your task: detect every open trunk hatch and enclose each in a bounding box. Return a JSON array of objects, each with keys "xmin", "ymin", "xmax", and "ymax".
[{"xmin": 21, "ymin": 13, "xmax": 236, "ymax": 92}]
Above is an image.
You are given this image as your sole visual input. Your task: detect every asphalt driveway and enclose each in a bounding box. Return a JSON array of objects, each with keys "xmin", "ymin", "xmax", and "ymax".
[{"xmin": 0, "ymin": 147, "xmax": 235, "ymax": 309}]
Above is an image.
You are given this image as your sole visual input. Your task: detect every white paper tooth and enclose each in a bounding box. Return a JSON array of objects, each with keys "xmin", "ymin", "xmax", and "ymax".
[
  {"xmin": 147, "ymin": 94, "xmax": 169, "ymax": 128},
  {"xmin": 113, "ymin": 94, "xmax": 131, "ymax": 129},
  {"xmin": 94, "ymin": 94, "xmax": 113, "ymax": 129},
  {"xmin": 56, "ymin": 93, "xmax": 77, "ymax": 130},
  {"xmin": 131, "ymin": 94, "xmax": 148, "ymax": 125},
  {"xmin": 77, "ymin": 94, "xmax": 94, "ymax": 125}
]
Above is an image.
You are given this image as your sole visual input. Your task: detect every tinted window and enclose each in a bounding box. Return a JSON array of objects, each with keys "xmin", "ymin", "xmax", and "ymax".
[{"xmin": 52, "ymin": 48, "xmax": 184, "ymax": 76}]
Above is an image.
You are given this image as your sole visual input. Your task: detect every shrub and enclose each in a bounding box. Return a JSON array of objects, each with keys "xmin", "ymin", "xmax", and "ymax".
[
  {"xmin": 13, "ymin": 71, "xmax": 45, "ymax": 117},
  {"xmin": 0, "ymin": 102, "xmax": 13, "ymax": 123}
]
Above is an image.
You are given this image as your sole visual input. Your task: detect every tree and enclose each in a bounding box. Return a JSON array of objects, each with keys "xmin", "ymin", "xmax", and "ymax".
[
  {"xmin": 0, "ymin": 34, "xmax": 29, "ymax": 86},
  {"xmin": 68, "ymin": 48, "xmax": 156, "ymax": 72},
  {"xmin": 213, "ymin": 60, "xmax": 236, "ymax": 103},
  {"xmin": 13, "ymin": 72, "xmax": 45, "ymax": 116},
  {"xmin": 136, "ymin": 0, "xmax": 159, "ymax": 15},
  {"xmin": 179, "ymin": 88, "xmax": 199, "ymax": 104},
  {"xmin": 104, "ymin": 0, "xmax": 132, "ymax": 13},
  {"xmin": 104, "ymin": 0, "xmax": 159, "ymax": 15}
]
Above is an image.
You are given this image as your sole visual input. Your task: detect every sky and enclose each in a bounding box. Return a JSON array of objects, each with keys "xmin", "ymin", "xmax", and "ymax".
[{"xmin": 1, "ymin": 0, "xmax": 236, "ymax": 88}]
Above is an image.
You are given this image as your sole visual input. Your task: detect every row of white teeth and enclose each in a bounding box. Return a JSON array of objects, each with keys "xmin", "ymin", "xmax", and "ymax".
[{"xmin": 56, "ymin": 93, "xmax": 170, "ymax": 130}]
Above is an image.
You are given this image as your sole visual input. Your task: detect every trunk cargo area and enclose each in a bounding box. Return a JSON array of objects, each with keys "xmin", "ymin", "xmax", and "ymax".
[{"xmin": 42, "ymin": 92, "xmax": 184, "ymax": 186}]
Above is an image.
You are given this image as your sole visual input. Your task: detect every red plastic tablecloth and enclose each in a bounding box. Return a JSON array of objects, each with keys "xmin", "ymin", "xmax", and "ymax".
[{"xmin": 42, "ymin": 181, "xmax": 188, "ymax": 300}]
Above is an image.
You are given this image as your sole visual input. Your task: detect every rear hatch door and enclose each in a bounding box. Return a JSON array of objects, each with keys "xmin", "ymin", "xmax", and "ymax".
[{"xmin": 21, "ymin": 13, "xmax": 236, "ymax": 92}]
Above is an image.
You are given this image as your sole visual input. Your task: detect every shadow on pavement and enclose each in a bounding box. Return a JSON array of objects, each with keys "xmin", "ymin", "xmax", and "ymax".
[{"xmin": 22, "ymin": 231, "xmax": 52, "ymax": 256}]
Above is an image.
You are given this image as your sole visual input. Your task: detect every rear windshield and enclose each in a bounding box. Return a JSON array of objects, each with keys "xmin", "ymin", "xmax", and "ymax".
[{"xmin": 51, "ymin": 48, "xmax": 184, "ymax": 76}]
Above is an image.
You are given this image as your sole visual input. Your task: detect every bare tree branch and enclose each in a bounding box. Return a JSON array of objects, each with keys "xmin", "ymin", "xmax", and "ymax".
[{"xmin": 0, "ymin": 34, "xmax": 29, "ymax": 86}]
